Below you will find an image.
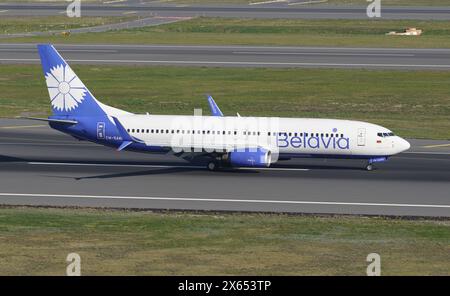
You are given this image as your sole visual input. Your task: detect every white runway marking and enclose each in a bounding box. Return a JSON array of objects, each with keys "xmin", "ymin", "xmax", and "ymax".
[
  {"xmin": 103, "ymin": 0, "xmax": 126, "ymax": 3},
  {"xmin": 422, "ymin": 143, "xmax": 450, "ymax": 148},
  {"xmin": 27, "ymin": 161, "xmax": 310, "ymax": 171},
  {"xmin": 403, "ymin": 151, "xmax": 450, "ymax": 155},
  {"xmin": 0, "ymin": 192, "xmax": 449, "ymax": 209},
  {"xmin": 0, "ymin": 58, "xmax": 448, "ymax": 69},
  {"xmin": 249, "ymin": 0, "xmax": 287, "ymax": 5},
  {"xmin": 233, "ymin": 51, "xmax": 415, "ymax": 57}
]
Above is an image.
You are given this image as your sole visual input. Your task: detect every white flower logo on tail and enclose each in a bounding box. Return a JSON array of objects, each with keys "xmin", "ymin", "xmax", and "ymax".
[{"xmin": 45, "ymin": 64, "xmax": 86, "ymax": 111}]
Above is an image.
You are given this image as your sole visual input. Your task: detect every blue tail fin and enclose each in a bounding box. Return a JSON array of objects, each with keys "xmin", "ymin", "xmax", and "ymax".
[{"xmin": 37, "ymin": 44, "xmax": 106, "ymax": 117}]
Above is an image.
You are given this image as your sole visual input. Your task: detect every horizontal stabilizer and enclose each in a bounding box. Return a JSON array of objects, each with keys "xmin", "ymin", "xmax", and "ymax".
[
  {"xmin": 21, "ymin": 117, "xmax": 78, "ymax": 125},
  {"xmin": 117, "ymin": 141, "xmax": 133, "ymax": 151},
  {"xmin": 112, "ymin": 116, "xmax": 133, "ymax": 142},
  {"xmin": 112, "ymin": 116, "xmax": 144, "ymax": 151}
]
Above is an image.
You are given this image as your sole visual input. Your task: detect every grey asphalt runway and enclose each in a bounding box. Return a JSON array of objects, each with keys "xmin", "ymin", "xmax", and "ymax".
[
  {"xmin": 1, "ymin": 43, "xmax": 450, "ymax": 70},
  {"xmin": 0, "ymin": 119, "xmax": 449, "ymax": 217},
  {"xmin": 0, "ymin": 3, "xmax": 449, "ymax": 20}
]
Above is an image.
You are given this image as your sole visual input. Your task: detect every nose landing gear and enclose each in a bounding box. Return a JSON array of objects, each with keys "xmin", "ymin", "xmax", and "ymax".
[{"xmin": 365, "ymin": 156, "xmax": 388, "ymax": 171}]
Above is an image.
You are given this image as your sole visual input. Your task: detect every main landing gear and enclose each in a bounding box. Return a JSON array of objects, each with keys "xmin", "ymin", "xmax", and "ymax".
[
  {"xmin": 207, "ymin": 160, "xmax": 218, "ymax": 171},
  {"xmin": 365, "ymin": 164, "xmax": 374, "ymax": 171}
]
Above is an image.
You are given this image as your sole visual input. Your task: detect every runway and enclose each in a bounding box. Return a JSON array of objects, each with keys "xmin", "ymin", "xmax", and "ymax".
[
  {"xmin": 0, "ymin": 119, "xmax": 449, "ymax": 217},
  {"xmin": 1, "ymin": 43, "xmax": 450, "ymax": 70},
  {"xmin": 1, "ymin": 3, "xmax": 450, "ymax": 20}
]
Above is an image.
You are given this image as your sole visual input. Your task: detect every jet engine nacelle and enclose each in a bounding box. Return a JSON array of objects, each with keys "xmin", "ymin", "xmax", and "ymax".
[{"xmin": 229, "ymin": 148, "xmax": 271, "ymax": 168}]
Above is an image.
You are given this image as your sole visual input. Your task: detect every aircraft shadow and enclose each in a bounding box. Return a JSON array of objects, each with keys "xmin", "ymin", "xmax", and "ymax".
[{"xmin": 0, "ymin": 155, "xmax": 27, "ymax": 162}]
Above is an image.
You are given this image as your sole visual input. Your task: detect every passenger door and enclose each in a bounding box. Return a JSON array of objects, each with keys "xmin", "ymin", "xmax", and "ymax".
[{"xmin": 357, "ymin": 128, "xmax": 366, "ymax": 146}]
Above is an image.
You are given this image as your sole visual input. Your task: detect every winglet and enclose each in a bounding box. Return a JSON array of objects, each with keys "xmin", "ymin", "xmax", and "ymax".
[
  {"xmin": 206, "ymin": 94, "xmax": 223, "ymax": 117},
  {"xmin": 112, "ymin": 116, "xmax": 142, "ymax": 151}
]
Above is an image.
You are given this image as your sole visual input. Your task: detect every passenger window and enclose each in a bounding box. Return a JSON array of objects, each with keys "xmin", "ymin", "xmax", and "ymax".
[{"xmin": 127, "ymin": 129, "xmax": 130, "ymax": 132}]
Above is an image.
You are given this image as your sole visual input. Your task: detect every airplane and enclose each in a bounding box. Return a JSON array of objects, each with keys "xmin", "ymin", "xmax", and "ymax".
[{"xmin": 28, "ymin": 44, "xmax": 410, "ymax": 172}]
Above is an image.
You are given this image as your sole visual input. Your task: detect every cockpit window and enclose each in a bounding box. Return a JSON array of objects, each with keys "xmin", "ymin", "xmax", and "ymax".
[{"xmin": 378, "ymin": 132, "xmax": 395, "ymax": 137}]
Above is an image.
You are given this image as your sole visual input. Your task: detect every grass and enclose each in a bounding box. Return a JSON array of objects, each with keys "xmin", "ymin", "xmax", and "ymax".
[
  {"xmin": 0, "ymin": 206, "xmax": 448, "ymax": 275},
  {"xmin": 1, "ymin": 64, "xmax": 449, "ymax": 139},
  {"xmin": 0, "ymin": 16, "xmax": 137, "ymax": 35},
  {"xmin": 3, "ymin": 17, "xmax": 450, "ymax": 48}
]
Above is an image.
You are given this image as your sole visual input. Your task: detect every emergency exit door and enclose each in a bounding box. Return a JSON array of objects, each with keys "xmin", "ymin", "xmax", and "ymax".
[{"xmin": 357, "ymin": 128, "xmax": 366, "ymax": 146}]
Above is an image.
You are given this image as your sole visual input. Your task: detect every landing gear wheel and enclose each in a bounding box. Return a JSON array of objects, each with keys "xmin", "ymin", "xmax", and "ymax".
[
  {"xmin": 207, "ymin": 161, "xmax": 218, "ymax": 171},
  {"xmin": 366, "ymin": 164, "xmax": 374, "ymax": 171}
]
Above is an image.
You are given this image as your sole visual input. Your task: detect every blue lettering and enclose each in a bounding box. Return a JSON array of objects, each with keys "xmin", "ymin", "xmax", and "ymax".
[
  {"xmin": 290, "ymin": 136, "xmax": 302, "ymax": 148},
  {"xmin": 277, "ymin": 134, "xmax": 289, "ymax": 148},
  {"xmin": 321, "ymin": 136, "xmax": 332, "ymax": 149},
  {"xmin": 307, "ymin": 136, "xmax": 319, "ymax": 149},
  {"xmin": 337, "ymin": 137, "xmax": 350, "ymax": 149},
  {"xmin": 279, "ymin": 132, "xmax": 350, "ymax": 150}
]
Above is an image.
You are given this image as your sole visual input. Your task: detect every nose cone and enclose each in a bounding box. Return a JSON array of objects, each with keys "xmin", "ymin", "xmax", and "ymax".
[{"xmin": 398, "ymin": 138, "xmax": 411, "ymax": 152}]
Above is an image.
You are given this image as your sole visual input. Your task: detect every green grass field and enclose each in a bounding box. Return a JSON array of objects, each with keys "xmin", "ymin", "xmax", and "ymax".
[
  {"xmin": 0, "ymin": 16, "xmax": 137, "ymax": 35},
  {"xmin": 3, "ymin": 17, "xmax": 450, "ymax": 48},
  {"xmin": 1, "ymin": 65, "xmax": 449, "ymax": 139},
  {"xmin": 0, "ymin": 207, "xmax": 448, "ymax": 275}
]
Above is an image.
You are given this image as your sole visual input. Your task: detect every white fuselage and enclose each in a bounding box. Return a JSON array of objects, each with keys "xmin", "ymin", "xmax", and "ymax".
[{"xmin": 115, "ymin": 114, "xmax": 410, "ymax": 159}]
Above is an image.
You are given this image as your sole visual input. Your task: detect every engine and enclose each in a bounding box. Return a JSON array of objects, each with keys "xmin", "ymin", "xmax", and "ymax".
[{"xmin": 228, "ymin": 148, "xmax": 272, "ymax": 168}]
